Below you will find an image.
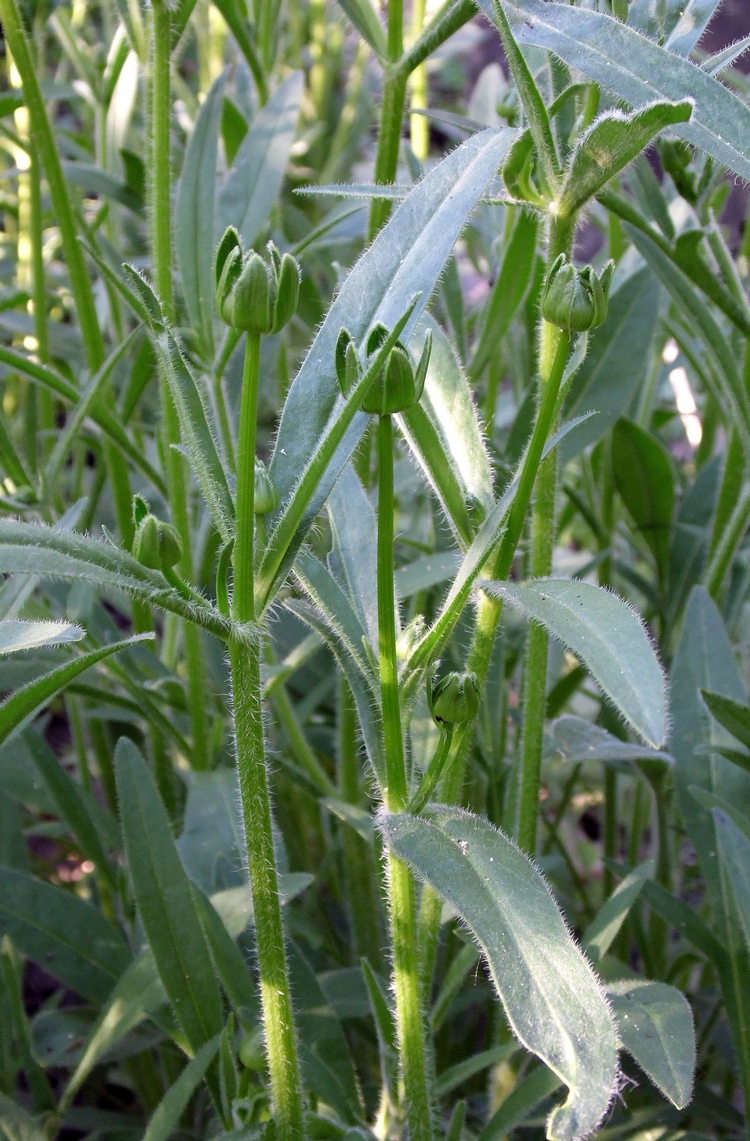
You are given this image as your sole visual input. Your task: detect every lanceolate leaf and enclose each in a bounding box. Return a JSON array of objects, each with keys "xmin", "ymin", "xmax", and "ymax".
[
  {"xmin": 583, "ymin": 861, "xmax": 654, "ymax": 963},
  {"xmin": 611, "ymin": 418, "xmax": 675, "ymax": 586},
  {"xmin": 480, "ymin": 0, "xmax": 750, "ymax": 182},
  {"xmin": 0, "ymin": 619, "xmax": 83, "ymax": 654},
  {"xmin": 489, "ymin": 579, "xmax": 667, "ymax": 747},
  {"xmin": 0, "ymin": 634, "xmax": 151, "ymax": 748},
  {"xmin": 115, "ymin": 738, "xmax": 224, "ymax": 1050},
  {"xmin": 384, "ymin": 807, "xmax": 619, "ymax": 1141},
  {"xmin": 714, "ymin": 808, "xmax": 750, "ymax": 954},
  {"xmin": 219, "ymin": 72, "xmax": 303, "ymax": 247},
  {"xmin": 607, "ymin": 980, "xmax": 695, "ymax": 1109},
  {"xmin": 267, "ymin": 127, "xmax": 517, "ymax": 558},
  {"xmin": 156, "ymin": 329, "xmax": 235, "ymax": 543},
  {"xmin": 558, "ymin": 100, "xmax": 692, "ymax": 218},
  {"xmin": 0, "ymin": 866, "xmax": 131, "ymax": 1002},
  {"xmin": 0, "ymin": 523, "xmax": 236, "ymax": 643},
  {"xmin": 143, "ymin": 1036, "xmax": 221, "ymax": 1141},
  {"xmin": 665, "ymin": 0, "xmax": 723, "ymax": 56},
  {"xmin": 175, "ymin": 70, "xmax": 226, "ymax": 357}
]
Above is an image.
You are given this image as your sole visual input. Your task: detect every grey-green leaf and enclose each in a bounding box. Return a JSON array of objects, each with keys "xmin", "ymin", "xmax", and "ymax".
[
  {"xmin": 0, "ymin": 619, "xmax": 83, "ymax": 654},
  {"xmin": 583, "ymin": 861, "xmax": 654, "ymax": 963},
  {"xmin": 175, "ymin": 70, "xmax": 226, "ymax": 357},
  {"xmin": 219, "ymin": 72, "xmax": 303, "ymax": 248},
  {"xmin": 268, "ymin": 127, "xmax": 517, "ymax": 545},
  {"xmin": 489, "ymin": 578, "xmax": 667, "ymax": 747},
  {"xmin": 607, "ymin": 980, "xmax": 695, "ymax": 1108},
  {"xmin": 383, "ymin": 806, "xmax": 619, "ymax": 1141},
  {"xmin": 481, "ymin": 0, "xmax": 750, "ymax": 182},
  {"xmin": 552, "ymin": 715, "xmax": 672, "ymax": 769},
  {"xmin": 713, "ymin": 807, "xmax": 750, "ymax": 955},
  {"xmin": 115, "ymin": 738, "xmax": 223, "ymax": 1050},
  {"xmin": 143, "ymin": 1035, "xmax": 221, "ymax": 1141},
  {"xmin": 557, "ymin": 100, "xmax": 692, "ymax": 218}
]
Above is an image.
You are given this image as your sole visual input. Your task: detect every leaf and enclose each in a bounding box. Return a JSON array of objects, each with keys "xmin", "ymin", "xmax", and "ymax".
[
  {"xmin": 557, "ymin": 100, "xmax": 692, "ymax": 218},
  {"xmin": 394, "ymin": 550, "xmax": 460, "ymax": 600},
  {"xmin": 63, "ymin": 952, "xmax": 167, "ymax": 1106},
  {"xmin": 192, "ymin": 887, "xmax": 259, "ymax": 1025},
  {"xmin": 700, "ymin": 689, "xmax": 750, "ymax": 752},
  {"xmin": 641, "ymin": 879, "xmax": 728, "ymax": 970},
  {"xmin": 383, "ymin": 807, "xmax": 619, "ymax": 1141},
  {"xmin": 0, "ymin": 1092, "xmax": 47, "ymax": 1141},
  {"xmin": 400, "ymin": 316, "xmax": 495, "ymax": 546},
  {"xmin": 582, "ymin": 861, "xmax": 654, "ymax": 963},
  {"xmin": 176, "ymin": 770, "xmax": 245, "ymax": 894},
  {"xmin": 670, "ymin": 587, "xmax": 750, "ymax": 936},
  {"xmin": 481, "ymin": 0, "xmax": 750, "ymax": 183},
  {"xmin": 479, "ymin": 1066, "xmax": 562, "ymax": 1141},
  {"xmin": 156, "ymin": 329, "xmax": 235, "ymax": 543},
  {"xmin": 560, "ymin": 268, "xmax": 661, "ymax": 460},
  {"xmin": 470, "ymin": 209, "xmax": 538, "ymax": 379},
  {"xmin": 611, "ymin": 418, "xmax": 675, "ymax": 586},
  {"xmin": 175, "ymin": 70, "xmax": 226, "ymax": 357},
  {"xmin": 335, "ymin": 0, "xmax": 387, "ymax": 57},
  {"xmin": 435, "ymin": 1043, "xmax": 518, "ymax": 1099},
  {"xmin": 665, "ymin": 0, "xmax": 723, "ymax": 56},
  {"xmin": 0, "ymin": 634, "xmax": 151, "ymax": 748},
  {"xmin": 0, "ymin": 866, "xmax": 131, "ymax": 1002},
  {"xmin": 267, "ymin": 127, "xmax": 517, "ymax": 579},
  {"xmin": 219, "ymin": 72, "xmax": 304, "ymax": 247},
  {"xmin": 295, "ymin": 551, "xmax": 375, "ymax": 682},
  {"xmin": 488, "ymin": 579, "xmax": 667, "ymax": 747},
  {"xmin": 0, "ymin": 522, "xmax": 236, "ymax": 643},
  {"xmin": 327, "ymin": 463, "xmax": 379, "ymax": 651},
  {"xmin": 115, "ymin": 738, "xmax": 224, "ymax": 1050},
  {"xmin": 552, "ymin": 715, "xmax": 672, "ymax": 769},
  {"xmin": 0, "ymin": 619, "xmax": 83, "ymax": 654},
  {"xmin": 607, "ymin": 980, "xmax": 695, "ymax": 1108},
  {"xmin": 143, "ymin": 1036, "xmax": 221, "ymax": 1141},
  {"xmin": 26, "ymin": 730, "xmax": 119, "ymax": 888},
  {"xmin": 713, "ymin": 808, "xmax": 750, "ymax": 954}
]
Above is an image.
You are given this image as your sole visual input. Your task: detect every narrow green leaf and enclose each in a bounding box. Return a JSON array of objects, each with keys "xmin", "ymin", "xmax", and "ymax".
[
  {"xmin": 665, "ymin": 0, "xmax": 723, "ymax": 56},
  {"xmin": 0, "ymin": 866, "xmax": 131, "ymax": 1002},
  {"xmin": 482, "ymin": 0, "xmax": 750, "ymax": 183},
  {"xmin": 608, "ymin": 980, "xmax": 695, "ymax": 1108},
  {"xmin": 335, "ymin": 0, "xmax": 387, "ymax": 57},
  {"xmin": 0, "ymin": 634, "xmax": 151, "ymax": 748},
  {"xmin": 192, "ymin": 886, "xmax": 259, "ymax": 1025},
  {"xmin": 294, "ymin": 551, "xmax": 375, "ymax": 682},
  {"xmin": 0, "ymin": 619, "xmax": 83, "ymax": 654},
  {"xmin": 384, "ymin": 807, "xmax": 619, "ymax": 1141},
  {"xmin": 583, "ymin": 861, "xmax": 654, "ymax": 963},
  {"xmin": 63, "ymin": 952, "xmax": 167, "ymax": 1106},
  {"xmin": 557, "ymin": 100, "xmax": 692, "ymax": 218},
  {"xmin": 488, "ymin": 578, "xmax": 668, "ymax": 747},
  {"xmin": 479, "ymin": 1066, "xmax": 562, "ymax": 1141},
  {"xmin": 470, "ymin": 209, "xmax": 538, "ymax": 379},
  {"xmin": 143, "ymin": 1036, "xmax": 221, "ymax": 1141},
  {"xmin": 714, "ymin": 808, "xmax": 750, "ymax": 954},
  {"xmin": 219, "ymin": 72, "xmax": 303, "ymax": 247},
  {"xmin": 0, "ymin": 1092, "xmax": 47, "ymax": 1141},
  {"xmin": 175, "ymin": 70, "xmax": 226, "ymax": 357},
  {"xmin": 641, "ymin": 879, "xmax": 728, "ymax": 970},
  {"xmin": 611, "ymin": 418, "xmax": 675, "ymax": 585},
  {"xmin": 156, "ymin": 329, "xmax": 235, "ymax": 543},
  {"xmin": 700, "ymin": 689, "xmax": 750, "ymax": 752},
  {"xmin": 435, "ymin": 1043, "xmax": 518, "ymax": 1099},
  {"xmin": 115, "ymin": 738, "xmax": 224, "ymax": 1050},
  {"xmin": 0, "ymin": 522, "xmax": 236, "ymax": 643},
  {"xmin": 552, "ymin": 715, "xmax": 672, "ymax": 769},
  {"xmin": 268, "ymin": 127, "xmax": 517, "ymax": 567},
  {"xmin": 327, "ymin": 463, "xmax": 379, "ymax": 651}
]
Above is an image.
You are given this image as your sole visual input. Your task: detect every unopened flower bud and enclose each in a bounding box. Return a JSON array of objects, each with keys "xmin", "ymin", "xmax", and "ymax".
[
  {"xmin": 133, "ymin": 514, "xmax": 183, "ymax": 571},
  {"xmin": 254, "ymin": 459, "xmax": 279, "ymax": 515},
  {"xmin": 215, "ymin": 232, "xmax": 300, "ymax": 334},
  {"xmin": 335, "ymin": 329, "xmax": 360, "ymax": 397},
  {"xmin": 215, "ymin": 227, "xmax": 243, "ymax": 322},
  {"xmin": 542, "ymin": 255, "xmax": 614, "ymax": 333},
  {"xmin": 362, "ymin": 331, "xmax": 432, "ymax": 417},
  {"xmin": 270, "ymin": 249, "xmax": 301, "ymax": 333},
  {"xmin": 396, "ymin": 615, "xmax": 425, "ymax": 661},
  {"xmin": 231, "ymin": 252, "xmax": 272, "ymax": 333},
  {"xmin": 429, "ymin": 671, "xmax": 480, "ymax": 726}
]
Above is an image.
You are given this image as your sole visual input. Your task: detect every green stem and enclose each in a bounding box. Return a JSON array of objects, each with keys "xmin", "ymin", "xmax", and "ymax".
[
  {"xmin": 229, "ymin": 639, "xmax": 305, "ymax": 1141},
  {"xmin": 377, "ymin": 414, "xmax": 433, "ymax": 1141},
  {"xmin": 229, "ymin": 317, "xmax": 304, "ymax": 1141},
  {"xmin": 149, "ymin": 0, "xmax": 209, "ymax": 766},
  {"xmin": 408, "ymin": 728, "xmax": 453, "ymax": 814},
  {"xmin": 234, "ymin": 333, "xmax": 261, "ymax": 623},
  {"xmin": 368, "ymin": 68, "xmax": 408, "ymax": 240}
]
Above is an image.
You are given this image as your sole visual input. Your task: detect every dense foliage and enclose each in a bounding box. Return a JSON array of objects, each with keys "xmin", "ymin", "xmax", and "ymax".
[{"xmin": 0, "ymin": 2, "xmax": 749, "ymax": 1141}]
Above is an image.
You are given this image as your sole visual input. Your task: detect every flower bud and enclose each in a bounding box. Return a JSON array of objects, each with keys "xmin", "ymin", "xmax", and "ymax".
[
  {"xmin": 541, "ymin": 255, "xmax": 614, "ymax": 333},
  {"xmin": 254, "ymin": 458, "xmax": 279, "ymax": 515},
  {"xmin": 335, "ymin": 329, "xmax": 360, "ymax": 397},
  {"xmin": 362, "ymin": 331, "xmax": 432, "ymax": 417},
  {"xmin": 270, "ymin": 249, "xmax": 301, "ymax": 333},
  {"xmin": 215, "ymin": 226, "xmax": 242, "ymax": 322},
  {"xmin": 396, "ymin": 615, "xmax": 425, "ymax": 661},
  {"xmin": 429, "ymin": 671, "xmax": 480, "ymax": 726},
  {"xmin": 215, "ymin": 233, "xmax": 300, "ymax": 334},
  {"xmin": 230, "ymin": 252, "xmax": 272, "ymax": 333},
  {"xmin": 133, "ymin": 514, "xmax": 183, "ymax": 571}
]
